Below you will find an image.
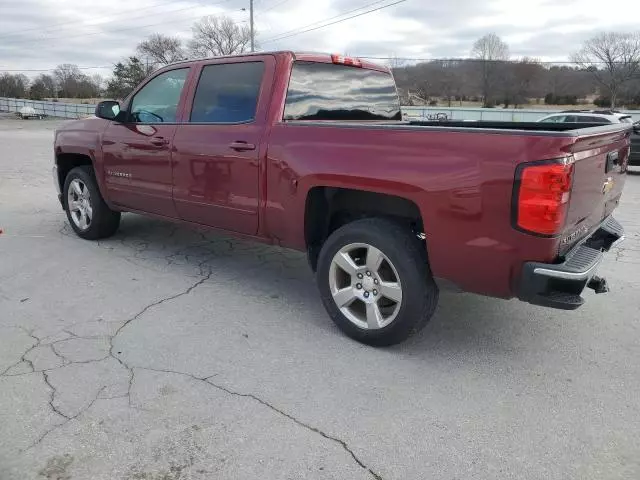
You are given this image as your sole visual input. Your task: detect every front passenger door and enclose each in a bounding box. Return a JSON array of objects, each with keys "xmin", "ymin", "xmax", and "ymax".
[{"xmin": 102, "ymin": 67, "xmax": 190, "ymax": 216}]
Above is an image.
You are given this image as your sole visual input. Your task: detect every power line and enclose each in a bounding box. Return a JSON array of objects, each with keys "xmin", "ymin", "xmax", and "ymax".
[
  {"xmin": 261, "ymin": 0, "xmax": 407, "ymax": 44},
  {"xmin": 1, "ymin": 59, "xmax": 622, "ymax": 74},
  {"xmin": 0, "ymin": 10, "xmax": 231, "ymax": 48},
  {"xmin": 259, "ymin": 0, "xmax": 292, "ymax": 13},
  {"xmin": 0, "ymin": 66, "xmax": 112, "ymax": 73},
  {"xmin": 260, "ymin": 0, "xmax": 390, "ymax": 44},
  {"xmin": 0, "ymin": 0, "xmax": 239, "ymax": 45},
  {"xmin": 0, "ymin": 0, "xmax": 237, "ymax": 41}
]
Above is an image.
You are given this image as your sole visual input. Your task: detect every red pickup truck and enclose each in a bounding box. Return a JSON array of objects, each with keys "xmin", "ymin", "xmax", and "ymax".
[{"xmin": 54, "ymin": 51, "xmax": 630, "ymax": 346}]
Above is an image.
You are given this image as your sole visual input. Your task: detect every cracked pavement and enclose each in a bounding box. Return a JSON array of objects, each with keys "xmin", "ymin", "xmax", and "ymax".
[{"xmin": 1, "ymin": 118, "xmax": 640, "ymax": 480}]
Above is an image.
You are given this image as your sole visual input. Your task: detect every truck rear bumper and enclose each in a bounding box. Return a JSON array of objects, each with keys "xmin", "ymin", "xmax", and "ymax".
[{"xmin": 518, "ymin": 216, "xmax": 624, "ymax": 310}]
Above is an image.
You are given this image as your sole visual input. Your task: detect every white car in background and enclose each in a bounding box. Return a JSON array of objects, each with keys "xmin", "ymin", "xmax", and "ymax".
[
  {"xmin": 536, "ymin": 110, "xmax": 634, "ymax": 124},
  {"xmin": 17, "ymin": 106, "xmax": 45, "ymax": 119},
  {"xmin": 537, "ymin": 110, "xmax": 640, "ymax": 169}
]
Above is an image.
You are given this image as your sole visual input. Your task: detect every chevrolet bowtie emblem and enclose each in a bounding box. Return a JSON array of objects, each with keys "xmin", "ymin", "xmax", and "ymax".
[{"xmin": 602, "ymin": 177, "xmax": 614, "ymax": 194}]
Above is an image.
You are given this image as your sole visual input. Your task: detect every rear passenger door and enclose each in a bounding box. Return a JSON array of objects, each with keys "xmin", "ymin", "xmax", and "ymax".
[{"xmin": 171, "ymin": 56, "xmax": 275, "ymax": 235}]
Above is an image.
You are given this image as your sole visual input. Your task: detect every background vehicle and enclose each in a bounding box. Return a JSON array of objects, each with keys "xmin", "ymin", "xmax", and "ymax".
[
  {"xmin": 53, "ymin": 52, "xmax": 629, "ymax": 345},
  {"xmin": 537, "ymin": 110, "xmax": 639, "ymax": 168},
  {"xmin": 17, "ymin": 106, "xmax": 45, "ymax": 119},
  {"xmin": 537, "ymin": 110, "xmax": 634, "ymax": 124}
]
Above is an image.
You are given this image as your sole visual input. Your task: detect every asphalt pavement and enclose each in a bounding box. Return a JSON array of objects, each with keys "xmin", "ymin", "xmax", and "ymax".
[{"xmin": 1, "ymin": 117, "xmax": 639, "ymax": 480}]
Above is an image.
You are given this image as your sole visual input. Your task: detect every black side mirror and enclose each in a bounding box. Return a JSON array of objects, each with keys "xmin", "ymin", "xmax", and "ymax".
[
  {"xmin": 633, "ymin": 123, "xmax": 640, "ymax": 135},
  {"xmin": 95, "ymin": 101, "xmax": 121, "ymax": 121}
]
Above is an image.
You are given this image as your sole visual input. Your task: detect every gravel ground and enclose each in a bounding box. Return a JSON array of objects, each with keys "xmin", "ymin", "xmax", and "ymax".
[{"xmin": 1, "ymin": 118, "xmax": 639, "ymax": 480}]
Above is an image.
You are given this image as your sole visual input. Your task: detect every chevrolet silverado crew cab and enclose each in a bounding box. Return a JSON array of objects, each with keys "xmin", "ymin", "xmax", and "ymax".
[{"xmin": 53, "ymin": 51, "xmax": 630, "ymax": 346}]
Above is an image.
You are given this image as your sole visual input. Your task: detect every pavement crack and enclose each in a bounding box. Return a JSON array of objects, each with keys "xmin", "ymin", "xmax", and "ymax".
[
  {"xmin": 108, "ymin": 272, "xmax": 213, "ymax": 406},
  {"xmin": 0, "ymin": 327, "xmax": 40, "ymax": 377},
  {"xmin": 111, "ymin": 271, "xmax": 213, "ymax": 346},
  {"xmin": 127, "ymin": 368, "xmax": 136, "ymax": 407},
  {"xmin": 203, "ymin": 379, "xmax": 384, "ymax": 480},
  {"xmin": 42, "ymin": 371, "xmax": 71, "ymax": 420},
  {"xmin": 136, "ymin": 366, "xmax": 382, "ymax": 480},
  {"xmin": 49, "ymin": 343, "xmax": 73, "ymax": 365},
  {"xmin": 26, "ymin": 386, "xmax": 106, "ymax": 451}
]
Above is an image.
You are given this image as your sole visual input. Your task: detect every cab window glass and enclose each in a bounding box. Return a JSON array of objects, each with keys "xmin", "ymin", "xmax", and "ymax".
[{"xmin": 130, "ymin": 68, "xmax": 189, "ymax": 123}]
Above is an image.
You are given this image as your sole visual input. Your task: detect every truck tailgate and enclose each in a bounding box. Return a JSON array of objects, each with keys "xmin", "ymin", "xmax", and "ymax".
[{"xmin": 560, "ymin": 127, "xmax": 630, "ymax": 255}]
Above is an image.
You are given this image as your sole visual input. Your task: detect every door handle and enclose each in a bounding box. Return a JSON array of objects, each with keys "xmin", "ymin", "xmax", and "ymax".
[
  {"xmin": 150, "ymin": 136, "xmax": 168, "ymax": 146},
  {"xmin": 229, "ymin": 141, "xmax": 256, "ymax": 151}
]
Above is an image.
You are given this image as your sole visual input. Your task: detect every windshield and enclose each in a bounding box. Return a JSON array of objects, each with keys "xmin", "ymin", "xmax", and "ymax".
[{"xmin": 284, "ymin": 61, "xmax": 401, "ymax": 121}]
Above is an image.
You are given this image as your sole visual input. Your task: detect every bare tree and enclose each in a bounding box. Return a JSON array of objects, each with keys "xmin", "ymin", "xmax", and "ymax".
[
  {"xmin": 388, "ymin": 54, "xmax": 406, "ymax": 70},
  {"xmin": 0, "ymin": 73, "xmax": 29, "ymax": 98},
  {"xmin": 501, "ymin": 58, "xmax": 546, "ymax": 108},
  {"xmin": 53, "ymin": 64, "xmax": 84, "ymax": 97},
  {"xmin": 29, "ymin": 74, "xmax": 56, "ymax": 100},
  {"xmin": 471, "ymin": 33, "xmax": 510, "ymax": 107},
  {"xmin": 137, "ymin": 33, "xmax": 185, "ymax": 66},
  {"xmin": 426, "ymin": 60, "xmax": 465, "ymax": 107},
  {"xmin": 189, "ymin": 15, "xmax": 252, "ymax": 58},
  {"xmin": 571, "ymin": 32, "xmax": 640, "ymax": 108}
]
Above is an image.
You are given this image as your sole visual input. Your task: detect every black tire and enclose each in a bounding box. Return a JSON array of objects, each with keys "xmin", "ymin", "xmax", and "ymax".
[
  {"xmin": 63, "ymin": 166, "xmax": 121, "ymax": 240},
  {"xmin": 317, "ymin": 218, "xmax": 439, "ymax": 346}
]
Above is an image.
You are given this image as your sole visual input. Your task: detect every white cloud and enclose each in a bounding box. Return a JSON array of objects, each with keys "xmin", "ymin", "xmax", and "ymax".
[{"xmin": 0, "ymin": 0, "xmax": 639, "ymax": 77}]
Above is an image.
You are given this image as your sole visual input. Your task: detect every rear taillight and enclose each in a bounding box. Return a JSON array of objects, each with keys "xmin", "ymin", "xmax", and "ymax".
[{"xmin": 514, "ymin": 160, "xmax": 574, "ymax": 236}]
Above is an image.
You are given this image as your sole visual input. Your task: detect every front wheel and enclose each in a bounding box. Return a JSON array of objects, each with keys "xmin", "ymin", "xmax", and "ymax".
[
  {"xmin": 317, "ymin": 218, "xmax": 439, "ymax": 346},
  {"xmin": 63, "ymin": 166, "xmax": 121, "ymax": 240}
]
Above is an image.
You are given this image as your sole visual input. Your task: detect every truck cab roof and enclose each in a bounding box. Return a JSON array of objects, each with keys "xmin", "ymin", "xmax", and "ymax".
[{"xmin": 163, "ymin": 51, "xmax": 390, "ymax": 73}]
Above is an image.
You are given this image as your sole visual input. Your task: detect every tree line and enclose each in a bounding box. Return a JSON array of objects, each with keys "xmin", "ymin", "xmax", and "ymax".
[
  {"xmin": 394, "ymin": 32, "xmax": 640, "ymax": 109},
  {"xmin": 0, "ymin": 64, "xmax": 103, "ymax": 100},
  {"xmin": 1, "ymin": 18, "xmax": 639, "ymax": 110}
]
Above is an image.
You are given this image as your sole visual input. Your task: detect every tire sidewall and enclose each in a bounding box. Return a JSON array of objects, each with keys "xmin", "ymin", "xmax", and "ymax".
[{"xmin": 317, "ymin": 219, "xmax": 437, "ymax": 346}]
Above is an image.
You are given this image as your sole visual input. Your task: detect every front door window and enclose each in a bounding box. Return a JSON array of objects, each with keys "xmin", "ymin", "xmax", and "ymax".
[{"xmin": 129, "ymin": 68, "xmax": 189, "ymax": 123}]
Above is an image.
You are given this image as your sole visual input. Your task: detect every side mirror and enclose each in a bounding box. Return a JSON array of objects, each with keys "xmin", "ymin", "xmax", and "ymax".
[
  {"xmin": 633, "ymin": 123, "xmax": 640, "ymax": 134},
  {"xmin": 95, "ymin": 101, "xmax": 121, "ymax": 121}
]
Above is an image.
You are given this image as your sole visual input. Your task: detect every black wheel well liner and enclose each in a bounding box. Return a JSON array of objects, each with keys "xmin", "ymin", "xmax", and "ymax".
[
  {"xmin": 56, "ymin": 152, "xmax": 93, "ymax": 193},
  {"xmin": 304, "ymin": 186, "xmax": 424, "ymax": 271}
]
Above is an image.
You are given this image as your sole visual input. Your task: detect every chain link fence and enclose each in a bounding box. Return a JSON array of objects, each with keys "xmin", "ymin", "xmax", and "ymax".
[{"xmin": 0, "ymin": 97, "xmax": 96, "ymax": 119}]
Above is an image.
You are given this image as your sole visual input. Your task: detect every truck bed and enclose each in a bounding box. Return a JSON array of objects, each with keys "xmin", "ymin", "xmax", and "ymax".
[
  {"xmin": 286, "ymin": 120, "xmax": 632, "ymax": 136},
  {"xmin": 406, "ymin": 120, "xmax": 631, "ymax": 134}
]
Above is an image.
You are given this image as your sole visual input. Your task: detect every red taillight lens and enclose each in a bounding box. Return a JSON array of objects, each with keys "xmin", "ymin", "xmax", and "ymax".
[{"xmin": 515, "ymin": 162, "xmax": 574, "ymax": 236}]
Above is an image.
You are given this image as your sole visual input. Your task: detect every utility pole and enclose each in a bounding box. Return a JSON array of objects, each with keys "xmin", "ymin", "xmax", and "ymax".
[{"xmin": 250, "ymin": 0, "xmax": 255, "ymax": 53}]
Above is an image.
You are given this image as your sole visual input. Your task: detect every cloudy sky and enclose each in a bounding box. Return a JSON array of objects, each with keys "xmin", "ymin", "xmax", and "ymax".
[{"xmin": 1, "ymin": 0, "xmax": 639, "ymax": 77}]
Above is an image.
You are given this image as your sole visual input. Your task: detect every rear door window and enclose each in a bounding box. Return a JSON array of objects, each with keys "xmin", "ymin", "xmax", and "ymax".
[{"xmin": 190, "ymin": 62, "xmax": 264, "ymax": 123}]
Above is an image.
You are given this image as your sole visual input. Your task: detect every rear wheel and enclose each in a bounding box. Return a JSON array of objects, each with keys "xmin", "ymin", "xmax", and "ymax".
[
  {"xmin": 317, "ymin": 218, "xmax": 438, "ymax": 346},
  {"xmin": 63, "ymin": 166, "xmax": 120, "ymax": 240}
]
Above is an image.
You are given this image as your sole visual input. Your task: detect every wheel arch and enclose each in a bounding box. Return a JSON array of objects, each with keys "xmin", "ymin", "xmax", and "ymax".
[
  {"xmin": 55, "ymin": 151, "xmax": 94, "ymax": 198},
  {"xmin": 303, "ymin": 184, "xmax": 426, "ymax": 271}
]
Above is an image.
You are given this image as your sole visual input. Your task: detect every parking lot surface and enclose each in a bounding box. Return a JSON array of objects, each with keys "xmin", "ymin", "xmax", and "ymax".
[{"xmin": 1, "ymin": 118, "xmax": 639, "ymax": 480}]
